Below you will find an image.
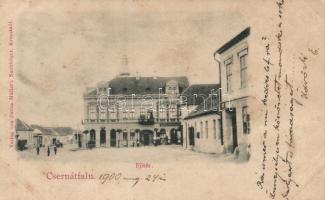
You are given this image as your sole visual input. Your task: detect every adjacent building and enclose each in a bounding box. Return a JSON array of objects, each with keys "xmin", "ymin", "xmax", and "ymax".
[
  {"xmin": 52, "ymin": 127, "xmax": 75, "ymax": 144},
  {"xmin": 30, "ymin": 125, "xmax": 54, "ymax": 147},
  {"xmin": 15, "ymin": 119, "xmax": 34, "ymax": 150},
  {"xmin": 183, "ymin": 93, "xmax": 222, "ymax": 154},
  {"xmin": 180, "ymin": 84, "xmax": 223, "ymax": 153},
  {"xmin": 15, "ymin": 119, "xmax": 75, "ymax": 150},
  {"xmin": 213, "ymin": 27, "xmax": 251, "ymax": 159}
]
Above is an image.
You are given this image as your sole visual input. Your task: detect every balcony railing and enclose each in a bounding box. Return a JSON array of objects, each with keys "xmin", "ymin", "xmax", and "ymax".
[
  {"xmin": 138, "ymin": 118, "xmax": 155, "ymax": 125},
  {"xmin": 82, "ymin": 118, "xmax": 180, "ymax": 126},
  {"xmin": 82, "ymin": 119, "xmax": 138, "ymax": 124},
  {"xmin": 159, "ymin": 121, "xmax": 181, "ymax": 126}
]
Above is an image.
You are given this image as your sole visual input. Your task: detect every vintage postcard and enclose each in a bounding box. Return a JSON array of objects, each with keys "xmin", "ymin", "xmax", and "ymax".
[{"xmin": 0, "ymin": 0, "xmax": 324, "ymax": 199}]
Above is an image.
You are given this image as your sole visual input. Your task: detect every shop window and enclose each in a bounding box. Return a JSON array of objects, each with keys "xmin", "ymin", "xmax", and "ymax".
[{"xmin": 123, "ymin": 132, "xmax": 128, "ymax": 140}]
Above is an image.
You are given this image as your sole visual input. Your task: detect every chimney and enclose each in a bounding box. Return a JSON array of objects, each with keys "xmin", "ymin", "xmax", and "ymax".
[
  {"xmin": 120, "ymin": 55, "xmax": 130, "ymax": 77},
  {"xmin": 136, "ymin": 72, "xmax": 140, "ymax": 80},
  {"xmin": 119, "ymin": 72, "xmax": 130, "ymax": 77}
]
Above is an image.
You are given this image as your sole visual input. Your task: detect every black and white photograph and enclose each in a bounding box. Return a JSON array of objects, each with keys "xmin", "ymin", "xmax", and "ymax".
[{"xmin": 1, "ymin": 0, "xmax": 324, "ymax": 200}]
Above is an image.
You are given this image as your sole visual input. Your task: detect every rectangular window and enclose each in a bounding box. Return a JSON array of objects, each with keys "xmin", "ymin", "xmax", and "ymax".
[
  {"xmin": 218, "ymin": 119, "xmax": 222, "ymax": 142},
  {"xmin": 109, "ymin": 107, "xmax": 117, "ymax": 120},
  {"xmin": 130, "ymin": 110, "xmax": 135, "ymax": 119},
  {"xmin": 226, "ymin": 59, "xmax": 232, "ymax": 93},
  {"xmin": 170, "ymin": 106, "xmax": 177, "ymax": 120},
  {"xmin": 213, "ymin": 119, "xmax": 217, "ymax": 139},
  {"xmin": 242, "ymin": 106, "xmax": 250, "ymax": 134},
  {"xmin": 200, "ymin": 121, "xmax": 203, "ymax": 139},
  {"xmin": 205, "ymin": 121, "xmax": 209, "ymax": 139},
  {"xmin": 99, "ymin": 105, "xmax": 106, "ymax": 120},
  {"xmin": 159, "ymin": 108, "xmax": 166, "ymax": 120},
  {"xmin": 100, "ymin": 111, "xmax": 106, "ymax": 120},
  {"xmin": 140, "ymin": 107, "xmax": 146, "ymax": 115},
  {"xmin": 240, "ymin": 54, "xmax": 248, "ymax": 88},
  {"xmin": 89, "ymin": 104, "xmax": 97, "ymax": 120},
  {"xmin": 122, "ymin": 111, "xmax": 128, "ymax": 120}
]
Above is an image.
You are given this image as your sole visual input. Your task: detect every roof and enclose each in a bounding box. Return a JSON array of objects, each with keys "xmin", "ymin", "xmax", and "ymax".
[
  {"xmin": 31, "ymin": 125, "xmax": 75, "ymax": 136},
  {"xmin": 184, "ymin": 94, "xmax": 220, "ymax": 120},
  {"xmin": 15, "ymin": 119, "xmax": 34, "ymax": 131},
  {"xmin": 214, "ymin": 27, "xmax": 250, "ymax": 55},
  {"xmin": 52, "ymin": 127, "xmax": 74, "ymax": 136},
  {"xmin": 85, "ymin": 76, "xmax": 189, "ymax": 96},
  {"xmin": 31, "ymin": 125, "xmax": 55, "ymax": 135},
  {"xmin": 181, "ymin": 84, "xmax": 220, "ymax": 105}
]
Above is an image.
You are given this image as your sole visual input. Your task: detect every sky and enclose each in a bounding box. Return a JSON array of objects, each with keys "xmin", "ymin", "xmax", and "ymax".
[{"xmin": 14, "ymin": 1, "xmax": 250, "ymax": 128}]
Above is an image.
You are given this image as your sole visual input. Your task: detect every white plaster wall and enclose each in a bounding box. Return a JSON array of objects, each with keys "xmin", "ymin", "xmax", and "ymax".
[{"xmin": 183, "ymin": 114, "xmax": 222, "ymax": 154}]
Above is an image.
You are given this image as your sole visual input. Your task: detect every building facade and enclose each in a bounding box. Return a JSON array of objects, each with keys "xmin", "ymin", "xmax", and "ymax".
[
  {"xmin": 182, "ymin": 93, "xmax": 222, "ymax": 154},
  {"xmin": 15, "ymin": 119, "xmax": 34, "ymax": 150},
  {"xmin": 214, "ymin": 27, "xmax": 251, "ymax": 159},
  {"xmin": 180, "ymin": 84, "xmax": 223, "ymax": 153},
  {"xmin": 31, "ymin": 125, "xmax": 75, "ymax": 147},
  {"xmin": 82, "ymin": 75, "xmax": 189, "ymax": 148},
  {"xmin": 15, "ymin": 119, "xmax": 74, "ymax": 150}
]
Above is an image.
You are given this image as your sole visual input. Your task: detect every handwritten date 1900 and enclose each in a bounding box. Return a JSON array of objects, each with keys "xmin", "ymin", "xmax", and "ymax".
[{"xmin": 98, "ymin": 172, "xmax": 166, "ymax": 187}]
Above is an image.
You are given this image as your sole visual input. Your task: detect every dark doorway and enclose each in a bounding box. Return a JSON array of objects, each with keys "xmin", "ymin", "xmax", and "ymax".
[
  {"xmin": 144, "ymin": 134, "xmax": 150, "ymax": 145},
  {"xmin": 88, "ymin": 129, "xmax": 96, "ymax": 148},
  {"xmin": 160, "ymin": 128, "xmax": 166, "ymax": 135},
  {"xmin": 140, "ymin": 130, "xmax": 153, "ymax": 146},
  {"xmin": 100, "ymin": 128, "xmax": 106, "ymax": 146},
  {"xmin": 110, "ymin": 129, "xmax": 116, "ymax": 147},
  {"xmin": 189, "ymin": 127, "xmax": 195, "ymax": 146},
  {"xmin": 17, "ymin": 140, "xmax": 27, "ymax": 151},
  {"xmin": 89, "ymin": 129, "xmax": 96, "ymax": 144},
  {"xmin": 77, "ymin": 134, "xmax": 82, "ymax": 148},
  {"xmin": 37, "ymin": 136, "xmax": 43, "ymax": 146},
  {"xmin": 90, "ymin": 129, "xmax": 96, "ymax": 142},
  {"xmin": 230, "ymin": 109, "xmax": 238, "ymax": 152},
  {"xmin": 170, "ymin": 129, "xmax": 178, "ymax": 144}
]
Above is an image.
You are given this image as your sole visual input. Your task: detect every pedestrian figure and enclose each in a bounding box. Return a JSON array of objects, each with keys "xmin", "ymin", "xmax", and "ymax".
[
  {"xmin": 136, "ymin": 139, "xmax": 140, "ymax": 147},
  {"xmin": 36, "ymin": 146, "xmax": 40, "ymax": 155},
  {"xmin": 54, "ymin": 146, "xmax": 57, "ymax": 155},
  {"xmin": 47, "ymin": 146, "xmax": 50, "ymax": 156}
]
